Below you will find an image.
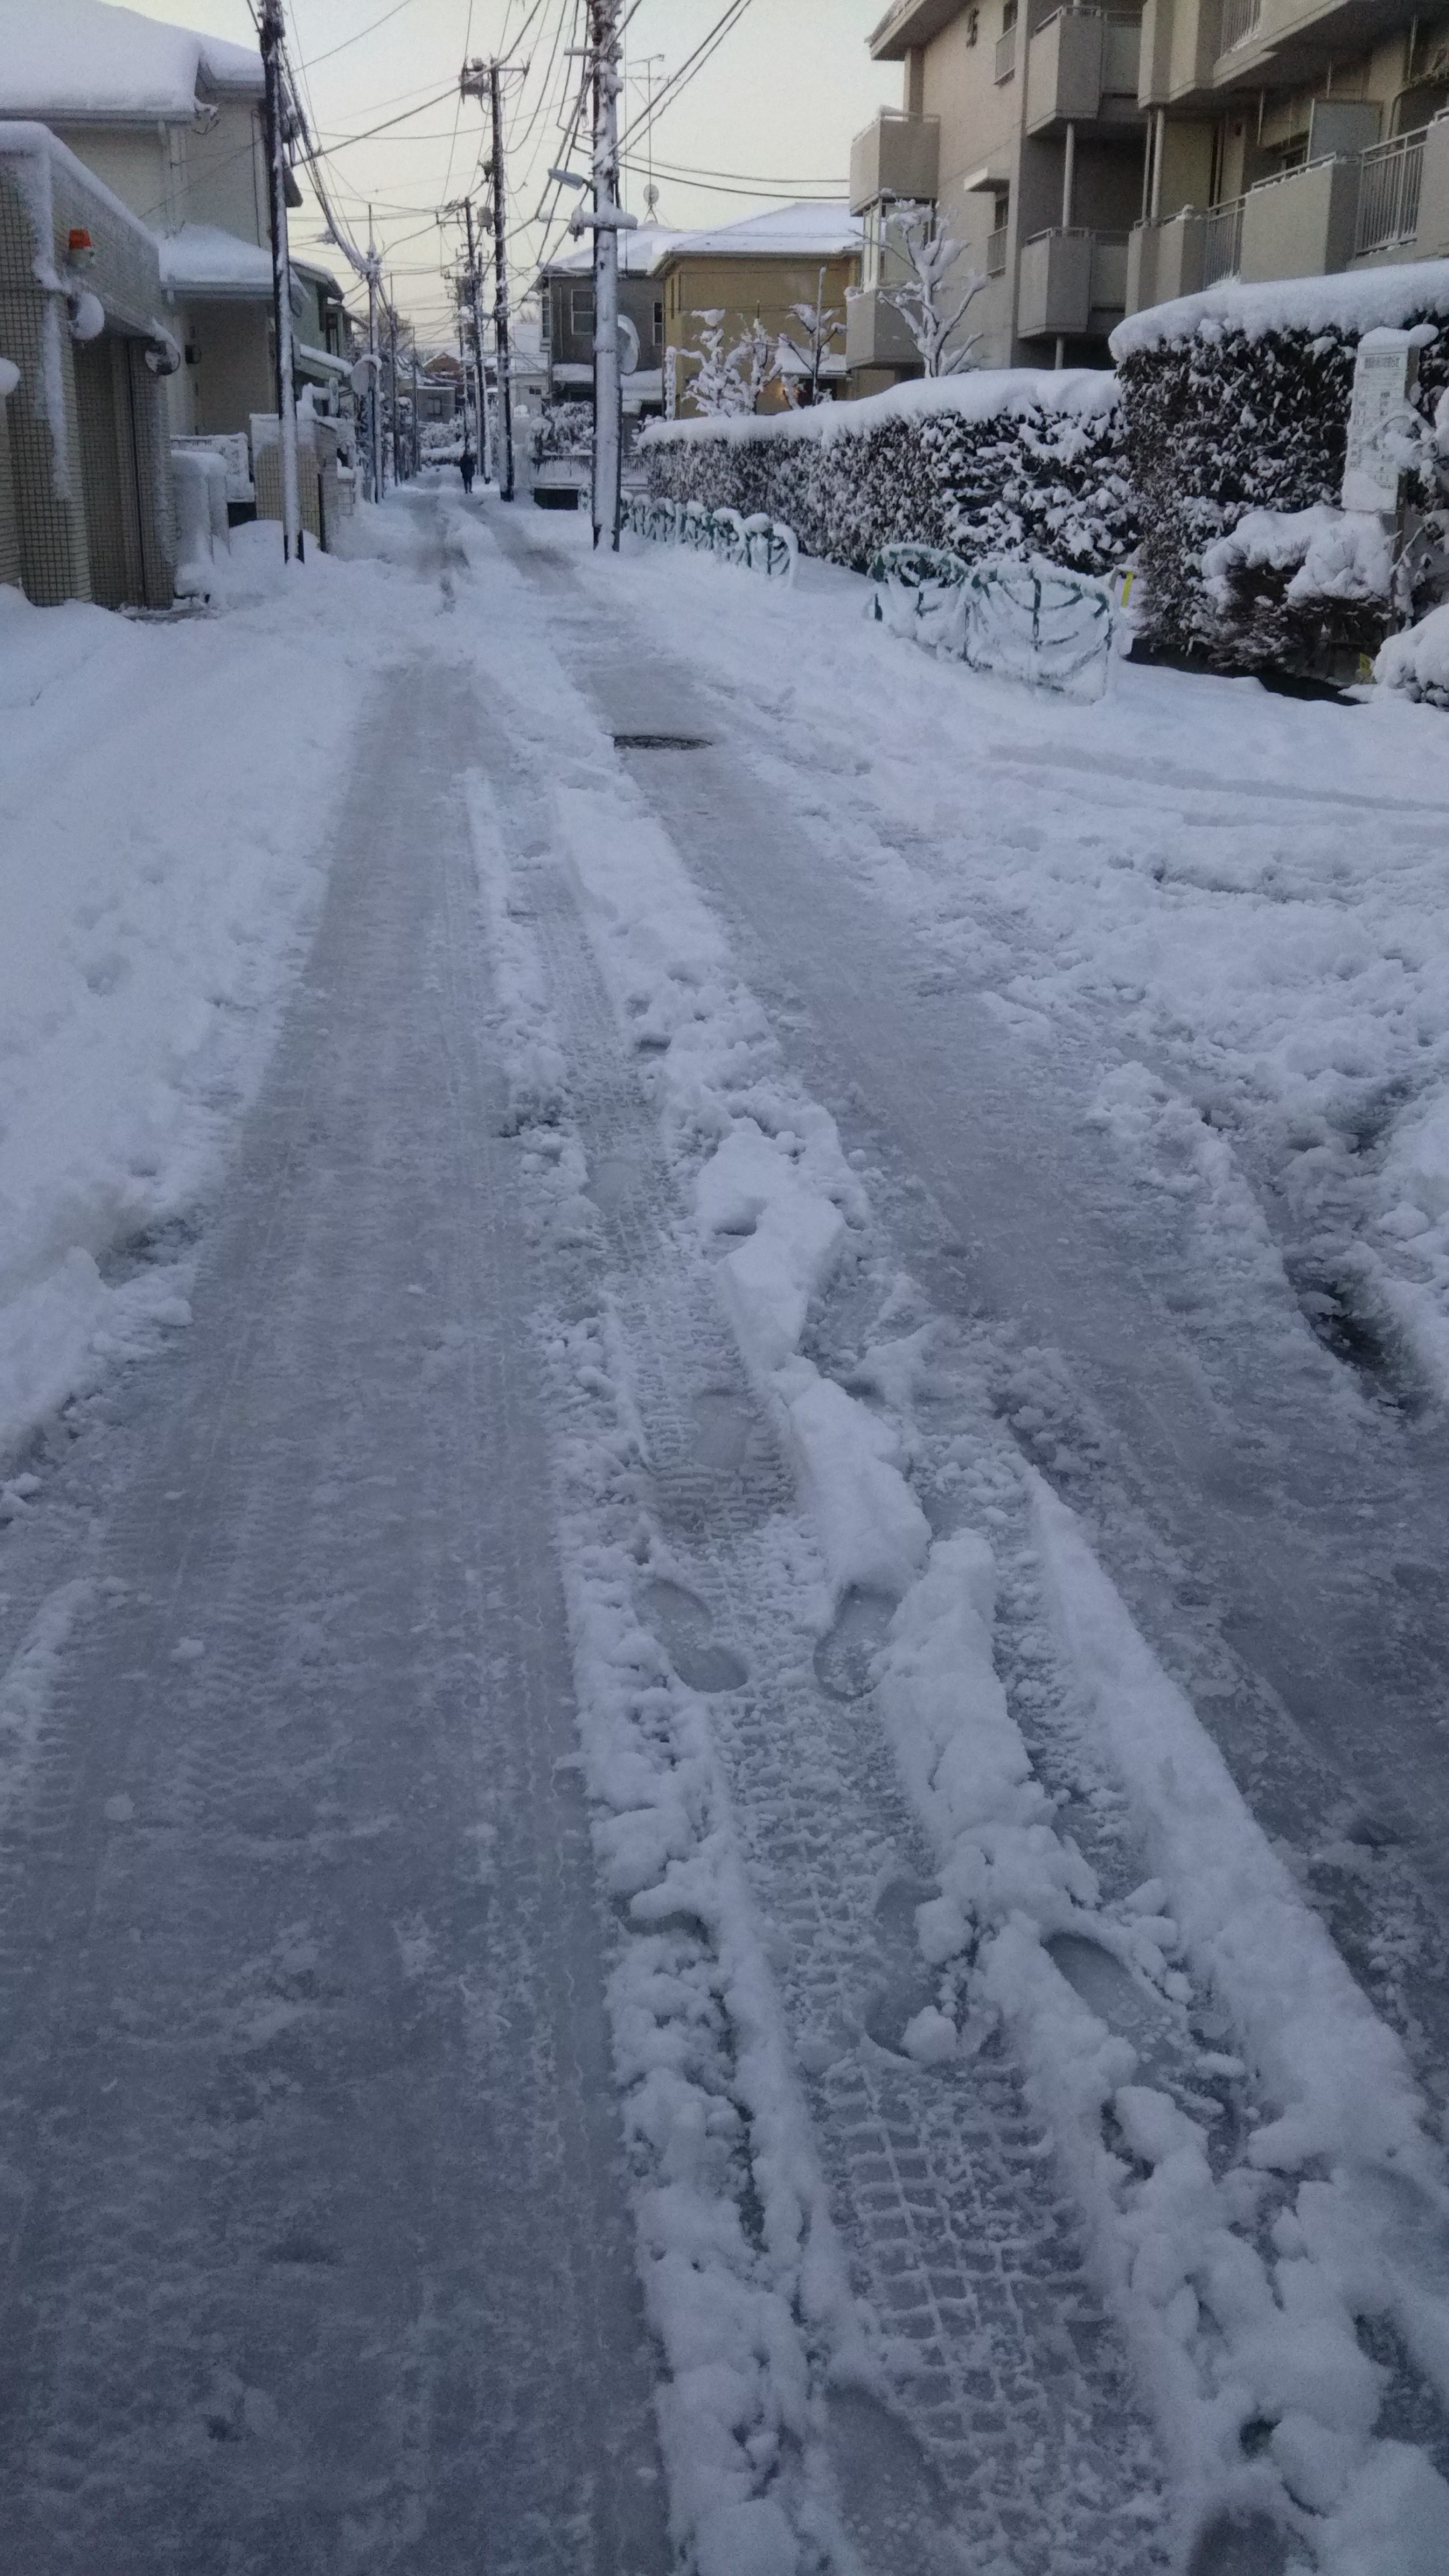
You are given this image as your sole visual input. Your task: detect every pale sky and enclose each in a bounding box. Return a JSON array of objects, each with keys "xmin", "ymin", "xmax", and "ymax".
[{"xmin": 136, "ymin": 0, "xmax": 900, "ymax": 341}]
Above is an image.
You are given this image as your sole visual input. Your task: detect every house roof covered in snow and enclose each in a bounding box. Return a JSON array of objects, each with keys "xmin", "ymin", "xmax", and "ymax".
[
  {"xmin": 539, "ymin": 221, "xmax": 688, "ymax": 282},
  {"xmin": 0, "ymin": 0, "xmax": 262, "ymax": 121},
  {"xmin": 647, "ymin": 203, "xmax": 862, "ymax": 270}
]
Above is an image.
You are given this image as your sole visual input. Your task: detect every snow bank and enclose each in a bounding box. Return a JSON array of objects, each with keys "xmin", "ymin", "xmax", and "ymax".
[
  {"xmin": 642, "ymin": 364, "xmax": 1118, "ymax": 451},
  {"xmin": 0, "ymin": 508, "xmax": 445, "ymax": 1471},
  {"xmin": 1112, "ymin": 258, "xmax": 1449, "ymax": 358}
]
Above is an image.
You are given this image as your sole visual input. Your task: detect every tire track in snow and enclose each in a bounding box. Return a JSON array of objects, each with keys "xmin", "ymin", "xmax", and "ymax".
[{"xmin": 464, "ymin": 701, "xmax": 1171, "ymax": 2571}]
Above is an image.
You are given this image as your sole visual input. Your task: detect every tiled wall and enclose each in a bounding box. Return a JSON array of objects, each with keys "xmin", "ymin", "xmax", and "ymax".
[{"xmin": 0, "ymin": 142, "xmax": 176, "ymax": 609}]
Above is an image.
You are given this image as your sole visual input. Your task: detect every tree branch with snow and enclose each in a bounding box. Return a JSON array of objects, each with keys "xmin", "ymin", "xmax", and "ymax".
[{"xmin": 883, "ymin": 207, "xmax": 987, "ymax": 379}]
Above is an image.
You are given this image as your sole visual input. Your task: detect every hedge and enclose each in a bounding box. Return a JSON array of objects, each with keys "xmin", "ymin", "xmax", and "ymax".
[
  {"xmin": 1110, "ymin": 264, "xmax": 1449, "ymax": 675},
  {"xmin": 637, "ymin": 372, "xmax": 1137, "ymax": 581}
]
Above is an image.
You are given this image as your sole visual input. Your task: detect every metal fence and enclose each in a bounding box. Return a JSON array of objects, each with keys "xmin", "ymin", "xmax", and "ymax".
[
  {"xmin": 1354, "ymin": 127, "xmax": 1426, "ymax": 256},
  {"xmin": 1201, "ymin": 195, "xmax": 1244, "ymax": 284}
]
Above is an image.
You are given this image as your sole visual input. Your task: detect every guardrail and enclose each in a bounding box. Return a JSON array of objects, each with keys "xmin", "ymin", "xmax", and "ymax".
[
  {"xmin": 868, "ymin": 542, "xmax": 1116, "ymax": 698},
  {"xmin": 625, "ymin": 494, "xmax": 798, "ymax": 579}
]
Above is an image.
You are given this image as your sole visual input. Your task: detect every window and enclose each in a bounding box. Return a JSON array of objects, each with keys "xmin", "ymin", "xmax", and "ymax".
[
  {"xmin": 653, "ymin": 299, "xmax": 664, "ymax": 344},
  {"xmin": 1002, "ymin": 0, "xmax": 1017, "ymax": 28},
  {"xmin": 541, "ymin": 294, "xmax": 551, "ymax": 342},
  {"xmin": 570, "ymin": 286, "xmax": 595, "ymax": 334}
]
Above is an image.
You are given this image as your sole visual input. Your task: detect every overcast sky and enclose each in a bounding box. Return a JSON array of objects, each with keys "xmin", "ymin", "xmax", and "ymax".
[{"xmin": 144, "ymin": 0, "xmax": 898, "ymax": 341}]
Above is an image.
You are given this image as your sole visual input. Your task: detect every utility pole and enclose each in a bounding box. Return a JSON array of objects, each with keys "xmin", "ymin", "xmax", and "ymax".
[
  {"xmin": 461, "ymin": 196, "xmax": 491, "ymax": 483},
  {"xmin": 366, "ymin": 207, "xmax": 382, "ymax": 501},
  {"xmin": 578, "ymin": 0, "xmax": 631, "ymax": 552},
  {"xmin": 260, "ymin": 0, "xmax": 303, "ymax": 560},
  {"xmin": 388, "ymin": 285, "xmax": 399, "ymax": 482},
  {"xmin": 488, "ymin": 62, "xmax": 515, "ymax": 500},
  {"xmin": 460, "ymin": 58, "xmax": 528, "ymax": 498}
]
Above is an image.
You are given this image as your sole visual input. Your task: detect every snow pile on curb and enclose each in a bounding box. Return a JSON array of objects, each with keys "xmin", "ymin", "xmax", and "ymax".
[{"xmin": 0, "ymin": 514, "xmax": 445, "ymax": 1474}]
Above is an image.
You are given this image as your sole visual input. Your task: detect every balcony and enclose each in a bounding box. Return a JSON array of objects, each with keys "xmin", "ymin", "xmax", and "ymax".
[
  {"xmin": 1238, "ymin": 151, "xmax": 1360, "ymax": 280},
  {"xmin": 1124, "ymin": 199, "xmax": 1239, "ymax": 307},
  {"xmin": 996, "ymin": 27, "xmax": 1018, "ymax": 81},
  {"xmin": 845, "ymin": 284, "xmax": 926, "ymax": 370},
  {"xmin": 1217, "ymin": 0, "xmax": 1260, "ymax": 56},
  {"xmin": 1018, "ymin": 226, "xmax": 1128, "ymax": 334},
  {"xmin": 1354, "ymin": 127, "xmax": 1424, "ymax": 257},
  {"xmin": 849, "ymin": 110, "xmax": 941, "ymax": 215},
  {"xmin": 1026, "ymin": 7, "xmax": 1143, "ymax": 134}
]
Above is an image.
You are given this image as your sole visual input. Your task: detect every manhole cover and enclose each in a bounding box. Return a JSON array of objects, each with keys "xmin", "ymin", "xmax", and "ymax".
[{"xmin": 612, "ymin": 731, "xmax": 714, "ymax": 750}]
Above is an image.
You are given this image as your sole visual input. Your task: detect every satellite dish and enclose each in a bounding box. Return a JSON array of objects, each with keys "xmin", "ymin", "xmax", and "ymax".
[{"xmin": 617, "ymin": 312, "xmax": 641, "ymax": 378}]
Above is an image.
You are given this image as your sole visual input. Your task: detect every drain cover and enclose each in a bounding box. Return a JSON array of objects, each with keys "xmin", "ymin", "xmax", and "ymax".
[{"xmin": 612, "ymin": 731, "xmax": 713, "ymax": 750}]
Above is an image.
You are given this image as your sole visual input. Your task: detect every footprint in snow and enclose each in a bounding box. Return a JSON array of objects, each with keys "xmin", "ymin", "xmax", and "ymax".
[
  {"xmin": 638, "ymin": 1577, "xmax": 748, "ymax": 1695},
  {"xmin": 813, "ymin": 1586, "xmax": 898, "ymax": 1702}
]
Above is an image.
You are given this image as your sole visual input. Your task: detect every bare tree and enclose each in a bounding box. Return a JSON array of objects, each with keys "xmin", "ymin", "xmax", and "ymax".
[
  {"xmin": 883, "ymin": 205, "xmax": 987, "ymax": 377},
  {"xmin": 776, "ymin": 265, "xmax": 843, "ymax": 407}
]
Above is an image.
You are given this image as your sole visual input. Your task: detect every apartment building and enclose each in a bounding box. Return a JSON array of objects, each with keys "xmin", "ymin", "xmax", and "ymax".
[
  {"xmin": 855, "ymin": 0, "xmax": 1449, "ymax": 371},
  {"xmin": 856, "ymin": 0, "xmax": 1148, "ymax": 374},
  {"xmin": 1127, "ymin": 0, "xmax": 1449, "ymax": 307}
]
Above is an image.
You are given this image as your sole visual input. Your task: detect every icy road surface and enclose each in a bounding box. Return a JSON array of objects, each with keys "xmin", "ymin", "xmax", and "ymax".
[{"xmin": 7, "ymin": 490, "xmax": 1449, "ymax": 2574}]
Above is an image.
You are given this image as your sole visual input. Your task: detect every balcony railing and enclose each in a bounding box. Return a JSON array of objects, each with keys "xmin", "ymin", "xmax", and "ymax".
[
  {"xmin": 996, "ymin": 26, "xmax": 1018, "ymax": 79},
  {"xmin": 1218, "ymin": 0, "xmax": 1260, "ymax": 53},
  {"xmin": 1201, "ymin": 193, "xmax": 1244, "ymax": 281},
  {"xmin": 1354, "ymin": 127, "xmax": 1426, "ymax": 255},
  {"xmin": 986, "ymin": 224, "xmax": 1008, "ymax": 275}
]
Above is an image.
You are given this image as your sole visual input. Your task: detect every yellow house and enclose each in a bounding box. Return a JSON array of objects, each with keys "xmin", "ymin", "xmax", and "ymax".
[{"xmin": 652, "ymin": 203, "xmax": 862, "ymax": 415}]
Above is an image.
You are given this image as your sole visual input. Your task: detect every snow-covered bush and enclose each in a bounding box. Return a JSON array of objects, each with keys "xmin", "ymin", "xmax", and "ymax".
[
  {"xmin": 639, "ymin": 370, "xmax": 1135, "ymax": 579},
  {"xmin": 531, "ymin": 400, "xmax": 594, "ymax": 466},
  {"xmin": 1112, "ymin": 266, "xmax": 1449, "ymax": 673},
  {"xmin": 1376, "ymin": 598, "xmax": 1449, "ymax": 706}
]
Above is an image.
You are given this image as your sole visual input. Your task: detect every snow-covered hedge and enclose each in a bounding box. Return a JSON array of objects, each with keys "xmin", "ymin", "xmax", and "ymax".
[
  {"xmin": 1111, "ymin": 264, "xmax": 1449, "ymax": 674},
  {"xmin": 638, "ymin": 372, "xmax": 1136, "ymax": 578}
]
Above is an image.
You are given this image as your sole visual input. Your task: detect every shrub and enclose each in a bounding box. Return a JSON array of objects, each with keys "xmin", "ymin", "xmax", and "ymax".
[
  {"xmin": 1112, "ymin": 266, "xmax": 1449, "ymax": 674},
  {"xmin": 639, "ymin": 372, "xmax": 1136, "ymax": 581}
]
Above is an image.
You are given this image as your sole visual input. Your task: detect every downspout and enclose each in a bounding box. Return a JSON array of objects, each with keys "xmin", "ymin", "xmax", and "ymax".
[{"xmin": 1007, "ymin": 0, "xmax": 1035, "ymax": 361}]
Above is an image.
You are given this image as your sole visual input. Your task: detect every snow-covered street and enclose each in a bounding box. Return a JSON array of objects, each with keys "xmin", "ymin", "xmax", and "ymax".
[{"xmin": 8, "ymin": 487, "xmax": 1449, "ymax": 2573}]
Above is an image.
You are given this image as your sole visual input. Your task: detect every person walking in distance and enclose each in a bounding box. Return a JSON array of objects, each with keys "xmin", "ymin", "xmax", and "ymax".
[{"xmin": 459, "ymin": 443, "xmax": 476, "ymax": 495}]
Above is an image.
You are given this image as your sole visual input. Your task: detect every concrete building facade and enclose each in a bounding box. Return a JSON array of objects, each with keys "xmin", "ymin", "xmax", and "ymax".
[{"xmin": 857, "ymin": 0, "xmax": 1449, "ymax": 368}]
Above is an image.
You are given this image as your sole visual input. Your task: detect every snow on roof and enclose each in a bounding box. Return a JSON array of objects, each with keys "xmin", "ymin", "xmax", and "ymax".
[
  {"xmin": 0, "ymin": 0, "xmax": 262, "ymax": 120},
  {"xmin": 158, "ymin": 223, "xmax": 271, "ymax": 295},
  {"xmin": 542, "ymin": 221, "xmax": 689, "ymax": 280},
  {"xmin": 0, "ymin": 117, "xmax": 163, "ymax": 257},
  {"xmin": 641, "ymin": 365, "xmax": 1116, "ymax": 449},
  {"xmin": 647, "ymin": 201, "xmax": 862, "ymax": 269},
  {"xmin": 1111, "ymin": 258, "xmax": 1449, "ymax": 357}
]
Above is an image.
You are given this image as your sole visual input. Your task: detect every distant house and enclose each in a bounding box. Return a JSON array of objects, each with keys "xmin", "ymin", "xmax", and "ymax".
[
  {"xmin": 0, "ymin": 0, "xmax": 350, "ymax": 488},
  {"xmin": 650, "ymin": 204, "xmax": 862, "ymax": 415},
  {"xmin": 537, "ymin": 224, "xmax": 682, "ymax": 427},
  {"xmin": 0, "ymin": 121, "xmax": 176, "ymax": 607}
]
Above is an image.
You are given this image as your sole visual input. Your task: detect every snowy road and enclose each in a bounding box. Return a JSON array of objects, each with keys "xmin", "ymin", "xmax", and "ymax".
[
  {"xmin": 8, "ymin": 490, "xmax": 1449, "ymax": 2573},
  {"xmin": 0, "ymin": 641, "xmax": 665, "ymax": 2572}
]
